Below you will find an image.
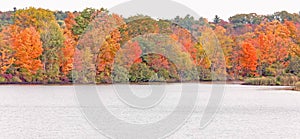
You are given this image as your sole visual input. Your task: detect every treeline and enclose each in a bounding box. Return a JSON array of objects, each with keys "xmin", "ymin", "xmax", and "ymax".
[{"xmin": 0, "ymin": 7, "xmax": 299, "ymax": 84}]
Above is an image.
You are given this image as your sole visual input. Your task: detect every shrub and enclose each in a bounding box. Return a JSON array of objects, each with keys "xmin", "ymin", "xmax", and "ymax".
[
  {"xmin": 60, "ymin": 76, "xmax": 71, "ymax": 84},
  {"xmin": 112, "ymin": 65, "xmax": 129, "ymax": 83},
  {"xmin": 277, "ymin": 75, "xmax": 299, "ymax": 86},
  {"xmin": 286, "ymin": 57, "xmax": 300, "ymax": 76},
  {"xmin": 2, "ymin": 74, "xmax": 13, "ymax": 81},
  {"xmin": 129, "ymin": 63, "xmax": 155, "ymax": 82},
  {"xmin": 244, "ymin": 77, "xmax": 278, "ymax": 86},
  {"xmin": 198, "ymin": 67, "xmax": 212, "ymax": 81},
  {"xmin": 157, "ymin": 69, "xmax": 170, "ymax": 80},
  {"xmin": 184, "ymin": 67, "xmax": 200, "ymax": 81},
  {"xmin": 295, "ymin": 82, "xmax": 300, "ymax": 91},
  {"xmin": 149, "ymin": 73, "xmax": 165, "ymax": 82},
  {"xmin": 11, "ymin": 76, "xmax": 22, "ymax": 83},
  {"xmin": 0, "ymin": 76, "xmax": 6, "ymax": 83}
]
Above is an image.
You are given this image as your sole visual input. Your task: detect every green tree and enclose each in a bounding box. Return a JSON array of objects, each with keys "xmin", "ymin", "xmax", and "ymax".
[
  {"xmin": 129, "ymin": 62, "xmax": 155, "ymax": 82},
  {"xmin": 40, "ymin": 21, "xmax": 65, "ymax": 82},
  {"xmin": 72, "ymin": 8, "xmax": 106, "ymax": 35},
  {"xmin": 214, "ymin": 15, "xmax": 221, "ymax": 24}
]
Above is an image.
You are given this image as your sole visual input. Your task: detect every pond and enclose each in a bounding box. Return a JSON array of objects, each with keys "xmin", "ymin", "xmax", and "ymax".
[{"xmin": 0, "ymin": 84, "xmax": 299, "ymax": 138}]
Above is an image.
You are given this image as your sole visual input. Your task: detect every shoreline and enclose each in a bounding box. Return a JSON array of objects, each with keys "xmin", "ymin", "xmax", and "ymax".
[
  {"xmin": 0, "ymin": 81, "xmax": 298, "ymax": 92},
  {"xmin": 0, "ymin": 80, "xmax": 243, "ymax": 86},
  {"xmin": 0, "ymin": 81, "xmax": 298, "ymax": 91}
]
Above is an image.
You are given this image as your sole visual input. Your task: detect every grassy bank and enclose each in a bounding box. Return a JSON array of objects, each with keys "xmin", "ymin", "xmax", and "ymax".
[{"xmin": 243, "ymin": 75, "xmax": 300, "ymax": 91}]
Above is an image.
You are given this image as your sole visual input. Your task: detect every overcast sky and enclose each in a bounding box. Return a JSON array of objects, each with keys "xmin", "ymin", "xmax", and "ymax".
[{"xmin": 0, "ymin": 0, "xmax": 299, "ymax": 21}]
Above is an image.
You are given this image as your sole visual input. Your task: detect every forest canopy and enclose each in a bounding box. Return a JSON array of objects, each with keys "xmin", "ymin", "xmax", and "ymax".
[{"xmin": 0, "ymin": 7, "xmax": 299, "ymax": 84}]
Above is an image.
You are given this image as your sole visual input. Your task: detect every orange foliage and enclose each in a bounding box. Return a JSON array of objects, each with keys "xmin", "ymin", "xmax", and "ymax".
[
  {"xmin": 241, "ymin": 41, "xmax": 258, "ymax": 74},
  {"xmin": 61, "ymin": 29, "xmax": 75, "ymax": 75},
  {"xmin": 0, "ymin": 26, "xmax": 16, "ymax": 74},
  {"xmin": 97, "ymin": 29, "xmax": 122, "ymax": 76},
  {"xmin": 170, "ymin": 27, "xmax": 198, "ymax": 64},
  {"xmin": 64, "ymin": 12, "xmax": 76, "ymax": 31},
  {"xmin": 12, "ymin": 27, "xmax": 43, "ymax": 74}
]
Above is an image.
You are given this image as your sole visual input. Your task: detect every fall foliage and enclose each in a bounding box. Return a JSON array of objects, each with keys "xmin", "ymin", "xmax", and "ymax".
[
  {"xmin": 0, "ymin": 7, "xmax": 299, "ymax": 84},
  {"xmin": 12, "ymin": 27, "xmax": 43, "ymax": 75}
]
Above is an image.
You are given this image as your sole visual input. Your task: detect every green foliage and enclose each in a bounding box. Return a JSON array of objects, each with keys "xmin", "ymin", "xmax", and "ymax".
[
  {"xmin": 112, "ymin": 65, "xmax": 129, "ymax": 83},
  {"xmin": 286, "ymin": 57, "xmax": 300, "ymax": 76},
  {"xmin": 172, "ymin": 15, "xmax": 209, "ymax": 33},
  {"xmin": 214, "ymin": 15, "xmax": 221, "ymax": 24},
  {"xmin": 157, "ymin": 69, "xmax": 170, "ymax": 80},
  {"xmin": 31, "ymin": 70, "xmax": 45, "ymax": 83},
  {"xmin": 245, "ymin": 74, "xmax": 299, "ymax": 86},
  {"xmin": 0, "ymin": 76, "xmax": 6, "ymax": 83},
  {"xmin": 0, "ymin": 11, "xmax": 14, "ymax": 31},
  {"xmin": 11, "ymin": 76, "xmax": 22, "ymax": 83},
  {"xmin": 54, "ymin": 11, "xmax": 67, "ymax": 21},
  {"xmin": 267, "ymin": 11, "xmax": 300, "ymax": 23},
  {"xmin": 72, "ymin": 8, "xmax": 105, "ymax": 35},
  {"xmin": 180, "ymin": 67, "xmax": 199, "ymax": 81},
  {"xmin": 40, "ymin": 21, "xmax": 65, "ymax": 83},
  {"xmin": 129, "ymin": 63, "xmax": 155, "ymax": 82},
  {"xmin": 229, "ymin": 13, "xmax": 263, "ymax": 25}
]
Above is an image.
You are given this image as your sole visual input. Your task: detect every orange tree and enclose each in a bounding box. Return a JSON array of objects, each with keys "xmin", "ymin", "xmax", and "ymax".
[{"xmin": 12, "ymin": 27, "xmax": 43, "ymax": 82}]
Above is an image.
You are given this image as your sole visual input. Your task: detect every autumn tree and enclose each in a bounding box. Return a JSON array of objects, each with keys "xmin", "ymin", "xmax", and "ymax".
[
  {"xmin": 213, "ymin": 26, "xmax": 236, "ymax": 78},
  {"xmin": 253, "ymin": 20, "xmax": 292, "ymax": 76},
  {"xmin": 125, "ymin": 15, "xmax": 159, "ymax": 40},
  {"xmin": 115, "ymin": 41, "xmax": 142, "ymax": 68},
  {"xmin": 15, "ymin": 7, "xmax": 55, "ymax": 32},
  {"xmin": 170, "ymin": 26, "xmax": 198, "ymax": 62},
  {"xmin": 40, "ymin": 21, "xmax": 65, "ymax": 82},
  {"xmin": 96, "ymin": 29, "xmax": 122, "ymax": 83},
  {"xmin": 240, "ymin": 41, "xmax": 258, "ymax": 76},
  {"xmin": 0, "ymin": 29, "xmax": 14, "ymax": 74},
  {"xmin": 72, "ymin": 8, "xmax": 106, "ymax": 36},
  {"xmin": 64, "ymin": 12, "xmax": 76, "ymax": 31},
  {"xmin": 12, "ymin": 27, "xmax": 43, "ymax": 82},
  {"xmin": 60, "ymin": 12, "xmax": 77, "ymax": 77},
  {"xmin": 74, "ymin": 11, "xmax": 124, "ymax": 83},
  {"xmin": 199, "ymin": 26, "xmax": 226, "ymax": 80},
  {"xmin": 60, "ymin": 29, "xmax": 75, "ymax": 76},
  {"xmin": 285, "ymin": 21, "xmax": 300, "ymax": 57}
]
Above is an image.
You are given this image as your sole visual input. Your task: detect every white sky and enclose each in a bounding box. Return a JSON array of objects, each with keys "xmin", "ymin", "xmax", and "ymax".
[{"xmin": 0, "ymin": 0, "xmax": 299, "ymax": 21}]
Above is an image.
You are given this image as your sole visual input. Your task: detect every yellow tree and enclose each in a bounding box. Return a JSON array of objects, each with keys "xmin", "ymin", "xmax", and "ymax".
[
  {"xmin": 15, "ymin": 7, "xmax": 55, "ymax": 32},
  {"xmin": 284, "ymin": 20, "xmax": 300, "ymax": 57},
  {"xmin": 199, "ymin": 26, "xmax": 226, "ymax": 80},
  {"xmin": 214, "ymin": 25, "xmax": 235, "ymax": 78}
]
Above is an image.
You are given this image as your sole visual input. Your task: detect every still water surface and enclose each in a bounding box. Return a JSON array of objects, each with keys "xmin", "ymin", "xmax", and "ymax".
[{"xmin": 0, "ymin": 84, "xmax": 299, "ymax": 138}]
